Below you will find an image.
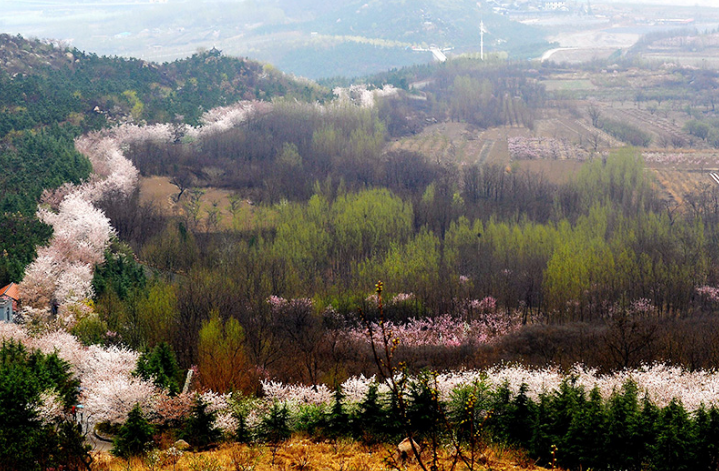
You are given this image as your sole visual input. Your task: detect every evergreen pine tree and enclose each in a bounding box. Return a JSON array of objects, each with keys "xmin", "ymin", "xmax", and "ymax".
[
  {"xmin": 112, "ymin": 403, "xmax": 154, "ymax": 458},
  {"xmin": 694, "ymin": 406, "xmax": 719, "ymax": 470},
  {"xmin": 258, "ymin": 402, "xmax": 291, "ymax": 444},
  {"xmin": 326, "ymin": 385, "xmax": 348, "ymax": 439},
  {"xmin": 235, "ymin": 410, "xmax": 251, "ymax": 444},
  {"xmin": 355, "ymin": 382, "xmax": 386, "ymax": 443},
  {"xmin": 652, "ymin": 399, "xmax": 696, "ymax": 471},
  {"xmin": 183, "ymin": 394, "xmax": 221, "ymax": 450},
  {"xmin": 563, "ymin": 387, "xmax": 607, "ymax": 470},
  {"xmin": 605, "ymin": 381, "xmax": 642, "ymax": 470}
]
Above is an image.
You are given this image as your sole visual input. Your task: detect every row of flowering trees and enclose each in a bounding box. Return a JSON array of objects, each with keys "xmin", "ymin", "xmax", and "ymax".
[{"xmin": 19, "ymin": 101, "xmax": 269, "ymax": 327}]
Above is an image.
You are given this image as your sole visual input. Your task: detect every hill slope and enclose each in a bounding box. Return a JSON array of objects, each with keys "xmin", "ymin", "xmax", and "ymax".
[{"xmin": 0, "ymin": 33, "xmax": 327, "ymax": 286}]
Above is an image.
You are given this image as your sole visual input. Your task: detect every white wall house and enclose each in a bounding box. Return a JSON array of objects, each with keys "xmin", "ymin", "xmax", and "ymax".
[{"xmin": 0, "ymin": 283, "xmax": 19, "ymax": 323}]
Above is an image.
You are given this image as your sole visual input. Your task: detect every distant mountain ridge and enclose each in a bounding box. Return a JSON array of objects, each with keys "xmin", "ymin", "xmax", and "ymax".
[{"xmin": 4, "ymin": 0, "xmax": 551, "ymax": 79}]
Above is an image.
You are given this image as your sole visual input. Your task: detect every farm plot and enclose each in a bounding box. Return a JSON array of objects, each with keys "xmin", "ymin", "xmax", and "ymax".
[
  {"xmin": 652, "ymin": 168, "xmax": 709, "ymax": 207},
  {"xmin": 644, "ymin": 150, "xmax": 719, "ymax": 207},
  {"xmin": 599, "ymin": 105, "xmax": 693, "ymax": 148},
  {"xmin": 388, "ymin": 122, "xmax": 506, "ymax": 166}
]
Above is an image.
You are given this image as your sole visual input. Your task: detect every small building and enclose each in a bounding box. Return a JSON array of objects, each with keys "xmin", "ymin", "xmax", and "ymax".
[
  {"xmin": 544, "ymin": 1, "xmax": 566, "ymax": 10},
  {"xmin": 0, "ymin": 283, "xmax": 19, "ymax": 323}
]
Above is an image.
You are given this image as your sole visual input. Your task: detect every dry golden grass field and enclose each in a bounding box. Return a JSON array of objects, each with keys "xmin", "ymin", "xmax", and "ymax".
[
  {"xmin": 90, "ymin": 438, "xmax": 548, "ymax": 471},
  {"xmin": 139, "ymin": 176, "xmax": 258, "ymax": 232}
]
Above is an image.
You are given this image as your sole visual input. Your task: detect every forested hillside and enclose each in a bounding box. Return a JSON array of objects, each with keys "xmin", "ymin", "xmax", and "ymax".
[
  {"xmin": 10, "ymin": 27, "xmax": 719, "ymax": 470},
  {"xmin": 0, "ymin": 34, "xmax": 327, "ymax": 286}
]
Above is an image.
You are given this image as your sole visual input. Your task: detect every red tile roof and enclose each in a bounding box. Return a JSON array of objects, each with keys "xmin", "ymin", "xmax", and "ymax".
[{"xmin": 0, "ymin": 283, "xmax": 19, "ymax": 301}]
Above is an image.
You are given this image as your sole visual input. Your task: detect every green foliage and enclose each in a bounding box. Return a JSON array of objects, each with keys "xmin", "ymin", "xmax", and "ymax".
[
  {"xmin": 257, "ymin": 402, "xmax": 292, "ymax": 444},
  {"xmin": 465, "ymin": 377, "xmax": 719, "ymax": 471},
  {"xmin": 0, "ymin": 130, "xmax": 91, "ymax": 286},
  {"xmin": 135, "ymin": 342, "xmax": 181, "ymax": 395},
  {"xmin": 653, "ymin": 399, "xmax": 696, "ymax": 471},
  {"xmin": 71, "ymin": 315, "xmax": 110, "ymax": 346},
  {"xmin": 112, "ymin": 403, "xmax": 155, "ymax": 458},
  {"xmin": 0, "ymin": 33, "xmax": 328, "ymax": 286},
  {"xmin": 448, "ymin": 381, "xmax": 492, "ymax": 444},
  {"xmin": 294, "ymin": 404, "xmax": 328, "ymax": 438},
  {"xmin": 684, "ymin": 119, "xmax": 710, "ymax": 140},
  {"xmin": 92, "ymin": 244, "xmax": 147, "ymax": 301},
  {"xmin": 599, "ymin": 118, "xmax": 652, "ymax": 146},
  {"xmin": 326, "ymin": 386, "xmax": 349, "ymax": 438},
  {"xmin": 354, "ymin": 382, "xmax": 391, "ymax": 443},
  {"xmin": 198, "ymin": 314, "xmax": 251, "ymax": 393},
  {"xmin": 0, "ymin": 340, "xmax": 87, "ymax": 470},
  {"xmin": 135, "ymin": 280, "xmax": 178, "ymax": 347},
  {"xmin": 406, "ymin": 371, "xmax": 445, "ymax": 440},
  {"xmin": 183, "ymin": 394, "xmax": 222, "ymax": 450},
  {"xmin": 234, "ymin": 410, "xmax": 251, "ymax": 444}
]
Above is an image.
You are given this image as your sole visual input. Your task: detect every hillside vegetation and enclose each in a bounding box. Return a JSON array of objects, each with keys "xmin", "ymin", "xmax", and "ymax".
[
  {"xmin": 9, "ymin": 26, "xmax": 719, "ymax": 471},
  {"xmin": 0, "ymin": 33, "xmax": 327, "ymax": 287}
]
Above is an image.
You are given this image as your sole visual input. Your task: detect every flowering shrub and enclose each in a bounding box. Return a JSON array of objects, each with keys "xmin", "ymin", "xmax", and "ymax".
[
  {"xmin": 0, "ymin": 327, "xmax": 158, "ymax": 424},
  {"xmin": 260, "ymin": 362, "xmax": 719, "ymax": 412}
]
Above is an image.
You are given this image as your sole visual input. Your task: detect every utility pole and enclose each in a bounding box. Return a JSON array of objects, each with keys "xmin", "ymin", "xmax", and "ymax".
[{"xmin": 480, "ymin": 20, "xmax": 486, "ymax": 60}]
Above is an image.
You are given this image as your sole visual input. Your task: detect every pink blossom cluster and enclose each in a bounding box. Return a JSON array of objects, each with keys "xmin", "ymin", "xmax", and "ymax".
[
  {"xmin": 464, "ymin": 296, "xmax": 498, "ymax": 314},
  {"xmin": 261, "ymin": 380, "xmax": 333, "ymax": 405},
  {"xmin": 22, "ymin": 101, "xmax": 278, "ymax": 322},
  {"xmin": 697, "ymin": 285, "xmax": 719, "ymax": 303},
  {"xmin": 37, "ymin": 390, "xmax": 65, "ymax": 425},
  {"xmin": 200, "ymin": 391, "xmax": 236, "ymax": 433},
  {"xmin": 267, "ymin": 295, "xmax": 313, "ymax": 314},
  {"xmin": 508, "ymin": 136, "xmax": 586, "ymax": 161},
  {"xmin": 20, "ymin": 121, "xmax": 184, "ymax": 320},
  {"xmin": 344, "ymin": 309, "xmax": 520, "ymax": 349},
  {"xmin": 333, "ymin": 84, "xmax": 398, "ymax": 108}
]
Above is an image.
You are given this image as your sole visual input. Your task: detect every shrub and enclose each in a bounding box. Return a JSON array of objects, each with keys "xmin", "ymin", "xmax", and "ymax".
[{"xmin": 294, "ymin": 404, "xmax": 327, "ymax": 438}]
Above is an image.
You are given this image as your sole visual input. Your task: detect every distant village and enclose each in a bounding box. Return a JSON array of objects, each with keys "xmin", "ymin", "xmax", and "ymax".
[
  {"xmin": 486, "ymin": 0, "xmax": 592, "ymax": 15},
  {"xmin": 487, "ymin": 0, "xmax": 696, "ymax": 28}
]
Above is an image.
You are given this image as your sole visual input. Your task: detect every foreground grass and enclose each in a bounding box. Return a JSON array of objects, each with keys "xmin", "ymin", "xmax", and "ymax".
[{"xmin": 91, "ymin": 438, "xmax": 546, "ymax": 471}]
